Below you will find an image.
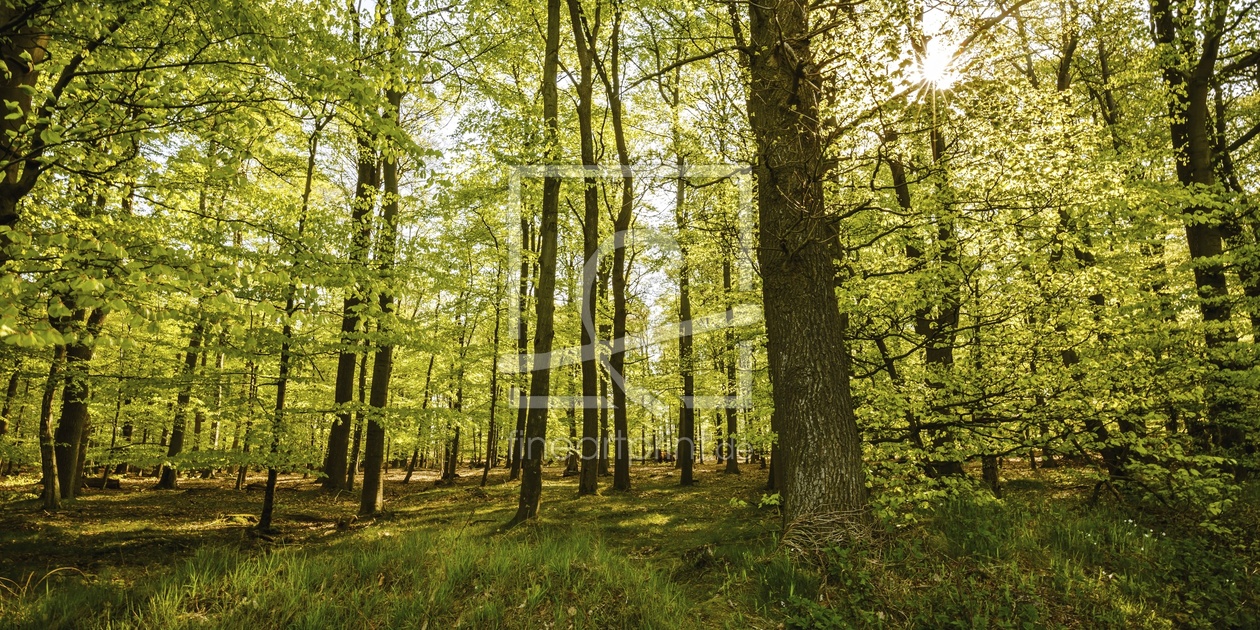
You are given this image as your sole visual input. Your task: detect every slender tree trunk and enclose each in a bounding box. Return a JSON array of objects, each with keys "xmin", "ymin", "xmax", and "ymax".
[
  {"xmin": 567, "ymin": 0, "xmax": 601, "ymax": 497},
  {"xmin": 201, "ymin": 344, "xmax": 225, "ymax": 479},
  {"xmin": 674, "ymin": 154, "xmax": 695, "ymax": 486},
  {"xmin": 723, "ymin": 258, "xmax": 740, "ymax": 475},
  {"xmin": 347, "ymin": 350, "xmax": 368, "ymax": 489},
  {"xmin": 509, "ymin": 218, "xmax": 532, "ymax": 481},
  {"xmin": 260, "ymin": 117, "xmax": 323, "ymax": 529},
  {"xmin": 598, "ymin": 260, "xmax": 611, "ymax": 476},
  {"xmin": 157, "ymin": 322, "xmax": 203, "ymax": 489},
  {"xmin": 404, "ymin": 353, "xmax": 436, "ymax": 484},
  {"xmin": 1, "ymin": 359, "xmax": 20, "ymax": 436},
  {"xmin": 510, "ymin": 0, "xmax": 562, "ymax": 525},
  {"xmin": 53, "ymin": 307, "xmax": 106, "ymax": 498},
  {"xmin": 325, "ymin": 138, "xmax": 377, "ymax": 490},
  {"xmin": 360, "ymin": 81, "xmax": 403, "ymax": 516},
  {"xmin": 593, "ymin": 5, "xmax": 634, "ymax": 492},
  {"xmin": 38, "ymin": 345, "xmax": 67, "ymax": 510},
  {"xmin": 235, "ymin": 360, "xmax": 257, "ymax": 491},
  {"xmin": 483, "ymin": 274, "xmax": 504, "ymax": 486},
  {"xmin": 747, "ymin": 0, "xmax": 868, "ymax": 533}
]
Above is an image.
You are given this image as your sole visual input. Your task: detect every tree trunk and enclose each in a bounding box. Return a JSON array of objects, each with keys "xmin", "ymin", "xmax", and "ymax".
[
  {"xmin": 483, "ymin": 274, "xmax": 504, "ymax": 486},
  {"xmin": 38, "ymin": 344, "xmax": 67, "ymax": 510},
  {"xmin": 260, "ymin": 116, "xmax": 323, "ymax": 529},
  {"xmin": 404, "ymin": 353, "xmax": 437, "ymax": 484},
  {"xmin": 157, "ymin": 322, "xmax": 203, "ymax": 490},
  {"xmin": 594, "ymin": 4, "xmax": 634, "ymax": 492},
  {"xmin": 347, "ymin": 348, "xmax": 368, "ymax": 489},
  {"xmin": 1, "ymin": 359, "xmax": 20, "ymax": 436},
  {"xmin": 747, "ymin": 0, "xmax": 868, "ymax": 534},
  {"xmin": 723, "ymin": 258, "xmax": 740, "ymax": 475},
  {"xmin": 509, "ymin": 217, "xmax": 532, "ymax": 481},
  {"xmin": 325, "ymin": 137, "xmax": 376, "ymax": 490},
  {"xmin": 360, "ymin": 76, "xmax": 403, "ymax": 516},
  {"xmin": 0, "ymin": 5, "xmax": 48, "ymax": 267},
  {"xmin": 510, "ymin": 0, "xmax": 562, "ymax": 525},
  {"xmin": 674, "ymin": 153, "xmax": 695, "ymax": 486},
  {"xmin": 567, "ymin": 0, "xmax": 601, "ymax": 497},
  {"xmin": 52, "ymin": 307, "xmax": 106, "ymax": 498},
  {"xmin": 1152, "ymin": 0, "xmax": 1239, "ymax": 449}
]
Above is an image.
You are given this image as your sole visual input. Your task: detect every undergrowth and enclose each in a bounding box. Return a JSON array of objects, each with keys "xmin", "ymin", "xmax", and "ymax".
[{"xmin": 1, "ymin": 469, "xmax": 1256, "ymax": 629}]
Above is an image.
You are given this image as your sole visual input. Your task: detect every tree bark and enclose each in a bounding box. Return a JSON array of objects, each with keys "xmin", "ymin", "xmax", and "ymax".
[
  {"xmin": 347, "ymin": 349, "xmax": 368, "ymax": 489},
  {"xmin": 1152, "ymin": 0, "xmax": 1241, "ymax": 449},
  {"xmin": 510, "ymin": 0, "xmax": 562, "ymax": 525},
  {"xmin": 156, "ymin": 322, "xmax": 203, "ymax": 490},
  {"xmin": 747, "ymin": 0, "xmax": 868, "ymax": 533},
  {"xmin": 509, "ymin": 217, "xmax": 532, "ymax": 481},
  {"xmin": 38, "ymin": 344, "xmax": 66, "ymax": 510},
  {"xmin": 1, "ymin": 359, "xmax": 20, "ymax": 436},
  {"xmin": 593, "ymin": 4, "xmax": 633, "ymax": 492},
  {"xmin": 675, "ymin": 154, "xmax": 695, "ymax": 486},
  {"xmin": 723, "ymin": 258, "xmax": 740, "ymax": 475},
  {"xmin": 567, "ymin": 0, "xmax": 601, "ymax": 497},
  {"xmin": 260, "ymin": 115, "xmax": 322, "ymax": 530},
  {"xmin": 53, "ymin": 307, "xmax": 107, "ymax": 498},
  {"xmin": 325, "ymin": 137, "xmax": 376, "ymax": 490}
]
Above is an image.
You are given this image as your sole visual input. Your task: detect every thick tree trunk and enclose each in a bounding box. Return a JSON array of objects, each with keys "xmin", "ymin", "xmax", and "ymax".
[
  {"xmin": 1152, "ymin": 0, "xmax": 1241, "ymax": 450},
  {"xmin": 747, "ymin": 0, "xmax": 868, "ymax": 534},
  {"xmin": 157, "ymin": 322, "xmax": 204, "ymax": 490},
  {"xmin": 0, "ymin": 5, "xmax": 48, "ymax": 267},
  {"xmin": 359, "ymin": 68, "xmax": 405, "ymax": 517},
  {"xmin": 510, "ymin": 0, "xmax": 562, "ymax": 525}
]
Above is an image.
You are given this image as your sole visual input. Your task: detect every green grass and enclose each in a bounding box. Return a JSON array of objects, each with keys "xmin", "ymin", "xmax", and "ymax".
[{"xmin": 0, "ymin": 466, "xmax": 1256, "ymax": 629}]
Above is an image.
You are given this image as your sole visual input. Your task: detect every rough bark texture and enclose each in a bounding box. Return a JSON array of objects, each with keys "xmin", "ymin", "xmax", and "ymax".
[{"xmin": 747, "ymin": 0, "xmax": 868, "ymax": 533}]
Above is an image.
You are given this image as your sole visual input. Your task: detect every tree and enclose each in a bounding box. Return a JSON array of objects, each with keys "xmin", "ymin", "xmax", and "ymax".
[
  {"xmin": 510, "ymin": 0, "xmax": 562, "ymax": 525},
  {"xmin": 745, "ymin": 0, "xmax": 868, "ymax": 537}
]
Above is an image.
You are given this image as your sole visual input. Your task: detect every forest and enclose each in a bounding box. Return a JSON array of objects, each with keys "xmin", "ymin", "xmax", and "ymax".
[{"xmin": 0, "ymin": 0, "xmax": 1258, "ymax": 627}]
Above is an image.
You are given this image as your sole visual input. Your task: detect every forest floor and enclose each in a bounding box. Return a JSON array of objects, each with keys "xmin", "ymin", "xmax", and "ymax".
[{"xmin": 0, "ymin": 461, "xmax": 1257, "ymax": 629}]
